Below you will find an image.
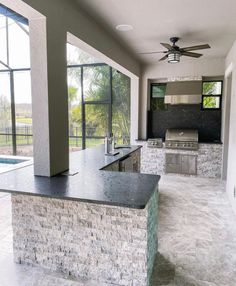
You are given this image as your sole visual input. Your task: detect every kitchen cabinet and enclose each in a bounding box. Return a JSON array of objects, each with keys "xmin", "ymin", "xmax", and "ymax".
[
  {"xmin": 181, "ymin": 155, "xmax": 197, "ymax": 175},
  {"xmin": 130, "ymin": 149, "xmax": 141, "ymax": 172},
  {"xmin": 165, "ymin": 154, "xmax": 181, "ymax": 173},
  {"xmin": 102, "ymin": 149, "xmax": 140, "ymax": 173},
  {"xmin": 166, "ymin": 153, "xmax": 197, "ymax": 175},
  {"xmin": 102, "ymin": 161, "xmax": 119, "ymax": 172}
]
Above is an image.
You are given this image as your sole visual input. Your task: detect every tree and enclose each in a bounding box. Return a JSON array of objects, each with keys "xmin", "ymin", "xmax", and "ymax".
[
  {"xmin": 68, "ymin": 85, "xmax": 78, "ymax": 136},
  {"xmin": 202, "ymin": 82, "xmax": 221, "ymax": 108},
  {"xmin": 0, "ymin": 94, "xmax": 11, "ymax": 132},
  {"xmin": 112, "ymin": 70, "xmax": 130, "ymax": 142},
  {"xmin": 67, "ymin": 45, "xmax": 131, "ymax": 145}
]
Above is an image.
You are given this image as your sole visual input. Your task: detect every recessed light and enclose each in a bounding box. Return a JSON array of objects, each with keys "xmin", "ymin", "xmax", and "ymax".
[{"xmin": 116, "ymin": 24, "xmax": 133, "ymax": 32}]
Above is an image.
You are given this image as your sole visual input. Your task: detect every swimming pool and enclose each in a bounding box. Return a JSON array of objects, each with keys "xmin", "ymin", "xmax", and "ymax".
[{"xmin": 0, "ymin": 156, "xmax": 33, "ymax": 174}]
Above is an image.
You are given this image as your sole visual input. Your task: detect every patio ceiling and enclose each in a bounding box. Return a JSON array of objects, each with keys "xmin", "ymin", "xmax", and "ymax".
[{"xmin": 75, "ymin": 0, "xmax": 236, "ymax": 64}]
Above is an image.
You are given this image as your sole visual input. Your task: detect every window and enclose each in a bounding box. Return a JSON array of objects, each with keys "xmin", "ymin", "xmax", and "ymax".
[
  {"xmin": 150, "ymin": 83, "xmax": 167, "ymax": 111},
  {"xmin": 67, "ymin": 44, "xmax": 131, "ymax": 151},
  {"xmin": 202, "ymin": 81, "xmax": 222, "ymax": 110},
  {"xmin": 112, "ymin": 70, "xmax": 130, "ymax": 144},
  {"xmin": 0, "ymin": 8, "xmax": 32, "ymax": 156}
]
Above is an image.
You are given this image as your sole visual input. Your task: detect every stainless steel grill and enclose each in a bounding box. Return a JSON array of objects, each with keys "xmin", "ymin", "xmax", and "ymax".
[{"xmin": 165, "ymin": 129, "xmax": 199, "ymax": 150}]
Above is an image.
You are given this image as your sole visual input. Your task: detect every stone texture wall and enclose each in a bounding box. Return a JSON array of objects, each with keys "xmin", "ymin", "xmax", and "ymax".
[
  {"xmin": 12, "ymin": 192, "xmax": 158, "ymax": 286},
  {"xmin": 137, "ymin": 141, "xmax": 222, "ymax": 178}
]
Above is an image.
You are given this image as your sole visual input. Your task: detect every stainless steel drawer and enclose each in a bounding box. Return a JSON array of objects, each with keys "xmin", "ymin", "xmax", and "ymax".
[{"xmin": 165, "ymin": 153, "xmax": 197, "ymax": 175}]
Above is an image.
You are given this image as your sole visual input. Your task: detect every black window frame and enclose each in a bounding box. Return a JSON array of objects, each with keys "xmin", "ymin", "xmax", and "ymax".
[
  {"xmin": 150, "ymin": 83, "xmax": 168, "ymax": 111},
  {"xmin": 201, "ymin": 80, "xmax": 223, "ymax": 111},
  {"xmin": 67, "ymin": 64, "xmax": 131, "ymax": 150}
]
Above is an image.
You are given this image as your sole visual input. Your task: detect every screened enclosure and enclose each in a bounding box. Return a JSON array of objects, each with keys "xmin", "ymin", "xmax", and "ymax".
[
  {"xmin": 67, "ymin": 44, "xmax": 131, "ymax": 151},
  {"xmin": 0, "ymin": 5, "xmax": 131, "ymax": 156}
]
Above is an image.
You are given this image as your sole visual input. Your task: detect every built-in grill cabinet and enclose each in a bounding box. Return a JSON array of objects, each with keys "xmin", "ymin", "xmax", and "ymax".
[{"xmin": 165, "ymin": 153, "xmax": 197, "ymax": 175}]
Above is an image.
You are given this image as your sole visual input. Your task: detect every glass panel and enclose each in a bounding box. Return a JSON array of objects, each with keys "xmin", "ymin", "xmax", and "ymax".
[
  {"xmin": 0, "ymin": 72, "xmax": 11, "ymax": 133},
  {"xmin": 0, "ymin": 16, "xmax": 7, "ymax": 65},
  {"xmin": 0, "ymin": 134, "xmax": 12, "ymax": 155},
  {"xmin": 14, "ymin": 70, "xmax": 32, "ymax": 156},
  {"xmin": 203, "ymin": 96, "xmax": 221, "ymax": 109},
  {"xmin": 151, "ymin": 84, "xmax": 167, "ymax": 111},
  {"xmin": 202, "ymin": 81, "xmax": 222, "ymax": 95},
  {"xmin": 8, "ymin": 18, "xmax": 30, "ymax": 68},
  {"xmin": 67, "ymin": 67, "xmax": 82, "ymax": 152},
  {"xmin": 16, "ymin": 135, "xmax": 33, "ymax": 156},
  {"xmin": 83, "ymin": 66, "xmax": 110, "ymax": 101},
  {"xmin": 69, "ymin": 136, "xmax": 82, "ymax": 152},
  {"xmin": 86, "ymin": 138, "xmax": 104, "ymax": 149},
  {"xmin": 67, "ymin": 43, "xmax": 104, "ymax": 65},
  {"xmin": 85, "ymin": 104, "xmax": 108, "ymax": 138},
  {"xmin": 112, "ymin": 69, "xmax": 130, "ymax": 144},
  {"xmin": 152, "ymin": 84, "xmax": 166, "ymax": 98},
  {"xmin": 151, "ymin": 98, "xmax": 167, "ymax": 111}
]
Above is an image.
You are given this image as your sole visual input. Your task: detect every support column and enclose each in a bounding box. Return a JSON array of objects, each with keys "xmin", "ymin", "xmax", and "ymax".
[
  {"xmin": 30, "ymin": 18, "xmax": 69, "ymax": 176},
  {"xmin": 130, "ymin": 76, "xmax": 139, "ymax": 144}
]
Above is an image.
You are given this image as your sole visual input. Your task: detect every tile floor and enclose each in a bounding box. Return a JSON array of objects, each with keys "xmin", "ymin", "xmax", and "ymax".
[
  {"xmin": 0, "ymin": 175, "xmax": 236, "ymax": 286},
  {"xmin": 152, "ymin": 175, "xmax": 236, "ymax": 286}
]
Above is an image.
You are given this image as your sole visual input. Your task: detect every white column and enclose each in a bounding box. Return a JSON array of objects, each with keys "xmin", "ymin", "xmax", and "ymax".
[
  {"xmin": 30, "ymin": 18, "xmax": 69, "ymax": 176},
  {"xmin": 130, "ymin": 76, "xmax": 139, "ymax": 144}
]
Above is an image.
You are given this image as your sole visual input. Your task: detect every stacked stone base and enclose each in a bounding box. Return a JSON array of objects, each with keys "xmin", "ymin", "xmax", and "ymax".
[{"xmin": 12, "ymin": 192, "xmax": 158, "ymax": 286}]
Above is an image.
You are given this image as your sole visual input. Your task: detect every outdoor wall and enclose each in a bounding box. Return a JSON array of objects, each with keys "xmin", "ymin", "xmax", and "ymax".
[
  {"xmin": 0, "ymin": 0, "xmax": 141, "ymax": 176},
  {"xmin": 225, "ymin": 40, "xmax": 236, "ymax": 215},
  {"xmin": 139, "ymin": 58, "xmax": 225, "ymax": 139}
]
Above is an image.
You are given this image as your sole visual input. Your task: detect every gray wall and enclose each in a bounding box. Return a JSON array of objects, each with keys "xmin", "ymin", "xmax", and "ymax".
[
  {"xmin": 148, "ymin": 104, "xmax": 221, "ymax": 142},
  {"xmin": 224, "ymin": 40, "xmax": 236, "ymax": 214},
  {"xmin": 140, "ymin": 58, "xmax": 225, "ymax": 139}
]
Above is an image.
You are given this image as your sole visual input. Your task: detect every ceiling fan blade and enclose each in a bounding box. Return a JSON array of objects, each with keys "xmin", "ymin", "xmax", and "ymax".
[
  {"xmin": 181, "ymin": 51, "xmax": 203, "ymax": 58},
  {"xmin": 160, "ymin": 43, "xmax": 172, "ymax": 50},
  {"xmin": 180, "ymin": 44, "xmax": 210, "ymax": 52},
  {"xmin": 159, "ymin": 54, "xmax": 168, "ymax": 61},
  {"xmin": 138, "ymin": 51, "xmax": 167, "ymax": 55}
]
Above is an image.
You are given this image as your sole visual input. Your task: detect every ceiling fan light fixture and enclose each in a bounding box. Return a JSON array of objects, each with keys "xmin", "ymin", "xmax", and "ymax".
[{"xmin": 168, "ymin": 51, "xmax": 181, "ymax": 63}]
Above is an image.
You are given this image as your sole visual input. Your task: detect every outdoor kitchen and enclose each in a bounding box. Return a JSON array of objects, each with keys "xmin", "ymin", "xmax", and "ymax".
[{"xmin": 136, "ymin": 77, "xmax": 223, "ymax": 178}]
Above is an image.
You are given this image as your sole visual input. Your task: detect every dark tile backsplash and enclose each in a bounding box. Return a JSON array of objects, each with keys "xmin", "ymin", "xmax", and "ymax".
[{"xmin": 148, "ymin": 104, "xmax": 221, "ymax": 143}]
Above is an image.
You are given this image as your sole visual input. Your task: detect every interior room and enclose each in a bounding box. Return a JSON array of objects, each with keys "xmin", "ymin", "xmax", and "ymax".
[{"xmin": 0, "ymin": 0, "xmax": 236, "ymax": 285}]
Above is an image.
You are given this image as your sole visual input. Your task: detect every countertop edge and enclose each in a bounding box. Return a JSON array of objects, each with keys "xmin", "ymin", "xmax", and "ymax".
[{"xmin": 0, "ymin": 145, "xmax": 160, "ymax": 209}]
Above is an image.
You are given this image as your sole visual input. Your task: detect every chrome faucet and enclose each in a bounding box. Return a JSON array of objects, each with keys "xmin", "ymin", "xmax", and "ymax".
[{"xmin": 104, "ymin": 133, "xmax": 115, "ymax": 154}]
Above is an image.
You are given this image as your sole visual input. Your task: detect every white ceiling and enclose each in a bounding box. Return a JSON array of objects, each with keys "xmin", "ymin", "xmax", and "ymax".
[{"xmin": 75, "ymin": 0, "xmax": 236, "ymax": 65}]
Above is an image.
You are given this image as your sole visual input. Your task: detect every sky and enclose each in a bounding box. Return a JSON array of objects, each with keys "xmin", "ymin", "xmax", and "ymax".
[
  {"xmin": 0, "ymin": 15, "xmax": 104, "ymax": 106},
  {"xmin": 0, "ymin": 16, "xmax": 31, "ymax": 104}
]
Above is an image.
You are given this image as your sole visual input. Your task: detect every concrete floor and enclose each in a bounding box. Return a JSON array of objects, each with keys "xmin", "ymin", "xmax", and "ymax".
[{"xmin": 0, "ymin": 175, "xmax": 236, "ymax": 285}]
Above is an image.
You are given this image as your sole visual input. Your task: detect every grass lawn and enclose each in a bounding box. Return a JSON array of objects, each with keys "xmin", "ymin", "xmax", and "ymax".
[
  {"xmin": 16, "ymin": 116, "xmax": 32, "ymax": 125},
  {"xmin": 0, "ymin": 135, "xmax": 103, "ymax": 149}
]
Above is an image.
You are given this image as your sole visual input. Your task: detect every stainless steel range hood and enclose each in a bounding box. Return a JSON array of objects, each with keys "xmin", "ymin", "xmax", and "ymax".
[{"xmin": 165, "ymin": 81, "xmax": 202, "ymax": 105}]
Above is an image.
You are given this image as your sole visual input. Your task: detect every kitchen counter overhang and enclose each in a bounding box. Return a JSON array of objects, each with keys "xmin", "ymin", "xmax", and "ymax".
[{"xmin": 0, "ymin": 145, "xmax": 160, "ymax": 209}]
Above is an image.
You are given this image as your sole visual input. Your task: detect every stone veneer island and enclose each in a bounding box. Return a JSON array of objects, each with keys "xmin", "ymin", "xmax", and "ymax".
[{"xmin": 0, "ymin": 145, "xmax": 160, "ymax": 286}]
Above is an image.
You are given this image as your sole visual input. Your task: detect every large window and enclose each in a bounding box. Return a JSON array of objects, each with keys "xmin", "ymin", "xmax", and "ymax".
[
  {"xmin": 67, "ymin": 44, "xmax": 131, "ymax": 150},
  {"xmin": 150, "ymin": 83, "xmax": 167, "ymax": 111},
  {"xmin": 0, "ymin": 7, "xmax": 32, "ymax": 156},
  {"xmin": 202, "ymin": 81, "xmax": 223, "ymax": 110}
]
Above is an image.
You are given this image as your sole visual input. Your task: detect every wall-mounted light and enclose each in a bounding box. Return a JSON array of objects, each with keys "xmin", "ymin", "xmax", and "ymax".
[{"xmin": 168, "ymin": 51, "xmax": 181, "ymax": 63}]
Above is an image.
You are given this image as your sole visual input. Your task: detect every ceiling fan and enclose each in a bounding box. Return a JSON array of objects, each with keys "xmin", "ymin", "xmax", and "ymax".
[{"xmin": 139, "ymin": 37, "xmax": 211, "ymax": 63}]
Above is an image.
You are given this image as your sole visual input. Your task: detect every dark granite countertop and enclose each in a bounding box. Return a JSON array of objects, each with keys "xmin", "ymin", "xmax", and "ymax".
[{"xmin": 0, "ymin": 145, "xmax": 160, "ymax": 209}]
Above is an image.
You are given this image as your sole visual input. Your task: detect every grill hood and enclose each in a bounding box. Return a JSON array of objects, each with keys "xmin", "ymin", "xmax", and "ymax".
[{"xmin": 164, "ymin": 81, "xmax": 202, "ymax": 105}]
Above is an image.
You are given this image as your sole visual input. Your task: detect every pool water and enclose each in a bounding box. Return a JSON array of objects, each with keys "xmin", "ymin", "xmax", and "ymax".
[
  {"xmin": 0, "ymin": 158, "xmax": 26, "ymax": 165},
  {"xmin": 0, "ymin": 156, "xmax": 33, "ymax": 173}
]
